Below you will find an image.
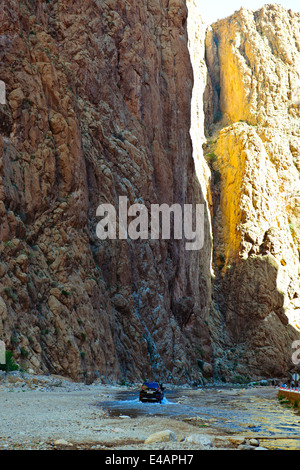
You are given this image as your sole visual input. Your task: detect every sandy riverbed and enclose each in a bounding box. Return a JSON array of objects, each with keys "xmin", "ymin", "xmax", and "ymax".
[{"xmin": 0, "ymin": 372, "xmax": 297, "ymax": 451}]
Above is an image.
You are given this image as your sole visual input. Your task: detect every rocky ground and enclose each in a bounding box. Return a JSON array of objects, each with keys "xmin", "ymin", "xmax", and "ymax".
[{"xmin": 0, "ymin": 371, "xmax": 284, "ymax": 451}]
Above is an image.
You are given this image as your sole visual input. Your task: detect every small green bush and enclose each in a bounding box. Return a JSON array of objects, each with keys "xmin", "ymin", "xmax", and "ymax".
[
  {"xmin": 61, "ymin": 290, "xmax": 70, "ymax": 297},
  {"xmin": 0, "ymin": 350, "xmax": 19, "ymax": 372},
  {"xmin": 20, "ymin": 348, "xmax": 29, "ymax": 358},
  {"xmin": 206, "ymin": 152, "xmax": 217, "ymax": 162}
]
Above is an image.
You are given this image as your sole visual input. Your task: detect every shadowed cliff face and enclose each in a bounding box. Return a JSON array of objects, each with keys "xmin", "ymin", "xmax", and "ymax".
[
  {"xmin": 1, "ymin": 0, "xmax": 300, "ymax": 384},
  {"xmin": 0, "ymin": 0, "xmax": 212, "ymax": 383},
  {"xmin": 204, "ymin": 4, "xmax": 300, "ymax": 380}
]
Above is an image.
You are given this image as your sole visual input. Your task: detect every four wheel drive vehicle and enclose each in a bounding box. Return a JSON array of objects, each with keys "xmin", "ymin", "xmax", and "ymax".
[{"xmin": 139, "ymin": 382, "xmax": 165, "ymax": 403}]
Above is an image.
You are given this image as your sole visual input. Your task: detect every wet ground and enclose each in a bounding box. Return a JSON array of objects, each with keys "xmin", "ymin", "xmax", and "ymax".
[
  {"xmin": 101, "ymin": 386, "xmax": 300, "ymax": 450},
  {"xmin": 1, "ymin": 375, "xmax": 300, "ymax": 450}
]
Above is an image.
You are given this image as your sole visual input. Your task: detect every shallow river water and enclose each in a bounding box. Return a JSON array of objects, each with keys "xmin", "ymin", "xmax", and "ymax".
[{"xmin": 101, "ymin": 386, "xmax": 300, "ymax": 450}]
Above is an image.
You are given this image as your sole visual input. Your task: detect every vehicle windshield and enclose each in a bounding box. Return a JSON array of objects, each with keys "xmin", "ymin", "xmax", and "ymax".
[{"xmin": 143, "ymin": 382, "xmax": 159, "ymax": 389}]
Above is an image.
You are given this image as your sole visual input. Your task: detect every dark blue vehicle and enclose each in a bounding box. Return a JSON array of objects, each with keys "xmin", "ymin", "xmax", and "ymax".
[{"xmin": 139, "ymin": 382, "xmax": 165, "ymax": 403}]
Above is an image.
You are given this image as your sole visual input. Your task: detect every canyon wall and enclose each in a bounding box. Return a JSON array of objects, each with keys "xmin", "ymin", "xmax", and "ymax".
[
  {"xmin": 204, "ymin": 4, "xmax": 300, "ymax": 380},
  {"xmin": 0, "ymin": 0, "xmax": 212, "ymax": 383},
  {"xmin": 1, "ymin": 0, "xmax": 300, "ymax": 384}
]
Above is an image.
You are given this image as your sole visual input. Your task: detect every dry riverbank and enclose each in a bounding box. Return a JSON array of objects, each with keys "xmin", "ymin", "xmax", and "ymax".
[{"xmin": 0, "ymin": 372, "xmax": 297, "ymax": 451}]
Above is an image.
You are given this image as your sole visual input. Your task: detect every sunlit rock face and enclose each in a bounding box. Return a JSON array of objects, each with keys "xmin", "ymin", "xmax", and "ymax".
[
  {"xmin": 0, "ymin": 0, "xmax": 213, "ymax": 383},
  {"xmin": 204, "ymin": 4, "xmax": 300, "ymax": 380}
]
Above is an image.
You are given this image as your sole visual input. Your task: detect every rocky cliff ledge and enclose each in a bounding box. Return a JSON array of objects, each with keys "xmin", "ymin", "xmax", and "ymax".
[{"xmin": 0, "ymin": 1, "xmax": 299, "ymax": 384}]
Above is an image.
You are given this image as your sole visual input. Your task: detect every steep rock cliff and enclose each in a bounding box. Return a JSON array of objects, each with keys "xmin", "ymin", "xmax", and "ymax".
[
  {"xmin": 205, "ymin": 4, "xmax": 300, "ymax": 380},
  {"xmin": 0, "ymin": 0, "xmax": 212, "ymax": 383},
  {"xmin": 1, "ymin": 0, "xmax": 300, "ymax": 384}
]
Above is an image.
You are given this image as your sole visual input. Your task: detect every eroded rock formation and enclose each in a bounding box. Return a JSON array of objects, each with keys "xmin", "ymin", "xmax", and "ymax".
[
  {"xmin": 0, "ymin": 0, "xmax": 300, "ymax": 384},
  {"xmin": 204, "ymin": 4, "xmax": 300, "ymax": 380},
  {"xmin": 0, "ymin": 0, "xmax": 212, "ymax": 383}
]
